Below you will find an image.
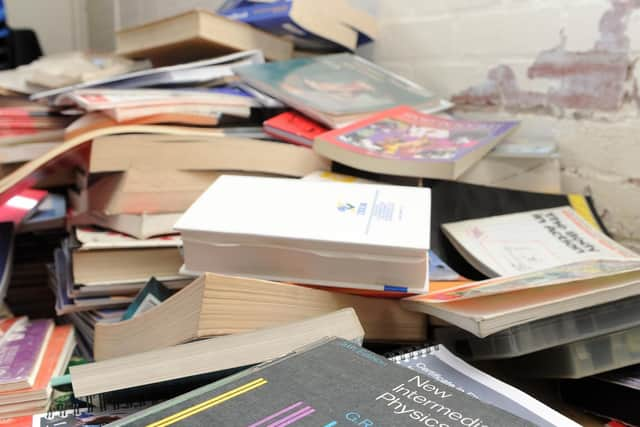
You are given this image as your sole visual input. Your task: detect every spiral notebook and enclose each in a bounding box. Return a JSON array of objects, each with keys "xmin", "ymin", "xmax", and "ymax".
[{"xmin": 389, "ymin": 345, "xmax": 579, "ymax": 427}]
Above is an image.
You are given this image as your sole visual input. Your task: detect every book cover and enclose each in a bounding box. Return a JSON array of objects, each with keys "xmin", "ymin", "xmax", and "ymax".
[
  {"xmin": 263, "ymin": 111, "xmax": 328, "ymax": 146},
  {"xmin": 442, "ymin": 206, "xmax": 637, "ymax": 277},
  {"xmin": 235, "ymin": 53, "xmax": 435, "ymax": 116},
  {"xmin": 422, "ymin": 259, "xmax": 640, "ymax": 303},
  {"xmin": 390, "ymin": 346, "xmax": 579, "ymax": 427},
  {"xmin": 0, "ymin": 319, "xmax": 52, "ymax": 389},
  {"xmin": 108, "ymin": 338, "xmax": 533, "ymax": 426},
  {"xmin": 176, "ymin": 175, "xmax": 430, "ymax": 254},
  {"xmin": 315, "ymin": 106, "xmax": 519, "ymax": 179},
  {"xmin": 121, "ymin": 277, "xmax": 172, "ymax": 321}
]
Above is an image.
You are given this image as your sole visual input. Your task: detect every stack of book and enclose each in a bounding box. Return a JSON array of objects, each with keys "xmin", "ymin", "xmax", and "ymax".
[{"xmin": 0, "ymin": 7, "xmax": 634, "ymax": 426}]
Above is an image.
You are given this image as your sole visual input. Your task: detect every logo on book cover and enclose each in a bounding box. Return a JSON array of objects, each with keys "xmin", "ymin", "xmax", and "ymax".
[
  {"xmin": 337, "ymin": 202, "xmax": 356, "ymax": 212},
  {"xmin": 337, "ymin": 202, "xmax": 367, "ymax": 215}
]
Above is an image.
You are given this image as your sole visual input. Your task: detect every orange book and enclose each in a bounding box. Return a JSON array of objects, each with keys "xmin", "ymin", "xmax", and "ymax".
[
  {"xmin": 0, "ymin": 325, "xmax": 74, "ymax": 406},
  {"xmin": 65, "ymin": 112, "xmax": 220, "ymax": 141},
  {"xmin": 302, "ymin": 279, "xmax": 469, "ymax": 299}
]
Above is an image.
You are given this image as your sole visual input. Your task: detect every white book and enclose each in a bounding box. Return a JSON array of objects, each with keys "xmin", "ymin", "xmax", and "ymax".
[
  {"xmin": 442, "ymin": 206, "xmax": 637, "ymax": 277},
  {"xmin": 175, "ymin": 175, "xmax": 431, "ymax": 292}
]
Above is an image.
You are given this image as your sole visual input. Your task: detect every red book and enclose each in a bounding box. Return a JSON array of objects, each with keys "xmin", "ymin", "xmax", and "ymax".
[
  {"xmin": 263, "ymin": 111, "xmax": 328, "ymax": 147},
  {"xmin": 0, "ymin": 189, "xmax": 47, "ymax": 226}
]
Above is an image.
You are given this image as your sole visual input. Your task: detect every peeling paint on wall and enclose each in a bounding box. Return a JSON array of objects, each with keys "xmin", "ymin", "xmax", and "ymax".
[{"xmin": 452, "ymin": 0, "xmax": 640, "ymax": 113}]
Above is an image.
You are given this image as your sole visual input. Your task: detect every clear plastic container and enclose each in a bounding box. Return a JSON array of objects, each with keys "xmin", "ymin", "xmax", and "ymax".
[
  {"xmin": 507, "ymin": 323, "xmax": 640, "ymax": 379},
  {"xmin": 433, "ymin": 294, "xmax": 640, "ymax": 359}
]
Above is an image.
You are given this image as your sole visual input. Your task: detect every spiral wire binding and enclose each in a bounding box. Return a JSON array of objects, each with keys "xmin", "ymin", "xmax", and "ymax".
[{"xmin": 387, "ymin": 344, "xmax": 441, "ymax": 362}]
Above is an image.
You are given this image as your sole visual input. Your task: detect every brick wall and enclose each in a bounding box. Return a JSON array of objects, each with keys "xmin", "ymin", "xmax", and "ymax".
[{"xmin": 359, "ymin": 0, "xmax": 640, "ymax": 249}]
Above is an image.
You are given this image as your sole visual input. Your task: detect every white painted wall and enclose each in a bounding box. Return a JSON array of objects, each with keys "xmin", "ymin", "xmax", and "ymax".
[{"xmin": 4, "ymin": 0, "xmax": 88, "ymax": 54}]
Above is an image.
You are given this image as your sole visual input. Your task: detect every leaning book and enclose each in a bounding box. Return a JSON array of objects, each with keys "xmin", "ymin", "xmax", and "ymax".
[{"xmin": 107, "ymin": 338, "xmax": 533, "ymax": 426}]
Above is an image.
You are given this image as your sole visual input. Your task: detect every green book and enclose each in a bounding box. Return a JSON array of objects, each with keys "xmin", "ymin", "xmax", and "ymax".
[
  {"xmin": 235, "ymin": 53, "xmax": 450, "ymax": 128},
  {"xmin": 121, "ymin": 277, "xmax": 172, "ymax": 321},
  {"xmin": 107, "ymin": 338, "xmax": 533, "ymax": 427}
]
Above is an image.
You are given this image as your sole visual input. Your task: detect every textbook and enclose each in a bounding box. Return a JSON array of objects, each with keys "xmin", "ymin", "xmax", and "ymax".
[
  {"xmin": 220, "ymin": 0, "xmax": 377, "ymax": 51},
  {"xmin": 116, "ymin": 10, "xmax": 293, "ymax": 65},
  {"xmin": 235, "ymin": 53, "xmax": 451, "ymax": 128},
  {"xmin": 314, "ymin": 106, "xmax": 519, "ymax": 180},
  {"xmin": 108, "ymin": 338, "xmax": 532, "ymax": 427},
  {"xmin": 72, "ymin": 309, "xmax": 363, "ymax": 399},
  {"xmin": 175, "ymin": 175, "xmax": 431, "ymax": 292},
  {"xmin": 390, "ymin": 345, "xmax": 579, "ymax": 427},
  {"xmin": 94, "ymin": 273, "xmax": 427, "ymax": 360},
  {"xmin": 0, "ymin": 325, "xmax": 74, "ymax": 418},
  {"xmin": 71, "ymin": 211, "xmax": 182, "ymax": 240},
  {"xmin": 0, "ymin": 319, "xmax": 52, "ymax": 392},
  {"xmin": 30, "ymin": 50, "xmax": 264, "ymax": 101},
  {"xmin": 56, "ymin": 88, "xmax": 255, "ymax": 112},
  {"xmin": 70, "ymin": 228, "xmax": 184, "ymax": 287},
  {"xmin": 88, "ymin": 133, "xmax": 329, "ymax": 174},
  {"xmin": 442, "ymin": 206, "xmax": 637, "ymax": 277},
  {"xmin": 401, "ymin": 262, "xmax": 640, "ymax": 337}
]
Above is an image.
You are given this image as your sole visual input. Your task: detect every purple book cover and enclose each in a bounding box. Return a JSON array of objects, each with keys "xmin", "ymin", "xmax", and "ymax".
[{"xmin": 0, "ymin": 319, "xmax": 52, "ymax": 384}]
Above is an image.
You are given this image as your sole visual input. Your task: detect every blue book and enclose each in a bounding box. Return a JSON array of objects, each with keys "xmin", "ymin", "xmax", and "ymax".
[
  {"xmin": 0, "ymin": 0, "xmax": 7, "ymax": 39},
  {"xmin": 220, "ymin": 0, "xmax": 373, "ymax": 50}
]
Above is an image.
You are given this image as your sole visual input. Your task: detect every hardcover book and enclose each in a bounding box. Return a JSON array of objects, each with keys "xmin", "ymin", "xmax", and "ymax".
[
  {"xmin": 220, "ymin": 0, "xmax": 377, "ymax": 51},
  {"xmin": 107, "ymin": 338, "xmax": 532, "ymax": 427},
  {"xmin": 314, "ymin": 106, "xmax": 520, "ymax": 180}
]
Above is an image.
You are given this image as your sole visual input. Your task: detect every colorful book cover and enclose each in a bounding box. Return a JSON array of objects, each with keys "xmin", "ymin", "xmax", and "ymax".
[
  {"xmin": 121, "ymin": 277, "xmax": 172, "ymax": 321},
  {"xmin": 0, "ymin": 319, "xmax": 52, "ymax": 388},
  {"xmin": 108, "ymin": 338, "xmax": 532, "ymax": 426},
  {"xmin": 235, "ymin": 53, "xmax": 435, "ymax": 116},
  {"xmin": 263, "ymin": 111, "xmax": 328, "ymax": 146},
  {"xmin": 317, "ymin": 106, "xmax": 519, "ymax": 165}
]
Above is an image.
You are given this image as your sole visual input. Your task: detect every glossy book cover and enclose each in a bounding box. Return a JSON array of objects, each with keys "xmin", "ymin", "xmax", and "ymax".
[
  {"xmin": 318, "ymin": 106, "xmax": 519, "ymax": 164},
  {"xmin": 235, "ymin": 54, "xmax": 435, "ymax": 115}
]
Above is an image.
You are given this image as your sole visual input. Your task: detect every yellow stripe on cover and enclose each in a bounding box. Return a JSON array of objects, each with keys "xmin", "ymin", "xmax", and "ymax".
[
  {"xmin": 146, "ymin": 378, "xmax": 268, "ymax": 427},
  {"xmin": 568, "ymin": 194, "xmax": 601, "ymax": 231}
]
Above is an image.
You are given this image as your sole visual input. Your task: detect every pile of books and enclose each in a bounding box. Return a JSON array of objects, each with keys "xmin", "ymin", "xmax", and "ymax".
[{"xmin": 0, "ymin": 5, "xmax": 635, "ymax": 427}]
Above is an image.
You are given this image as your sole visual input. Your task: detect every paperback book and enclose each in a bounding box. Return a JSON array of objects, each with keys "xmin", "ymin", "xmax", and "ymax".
[{"xmin": 314, "ymin": 106, "xmax": 519, "ymax": 180}]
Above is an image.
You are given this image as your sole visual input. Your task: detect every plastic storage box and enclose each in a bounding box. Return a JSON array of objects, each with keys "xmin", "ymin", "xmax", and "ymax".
[
  {"xmin": 506, "ymin": 323, "xmax": 640, "ymax": 379},
  {"xmin": 433, "ymin": 294, "xmax": 640, "ymax": 359}
]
